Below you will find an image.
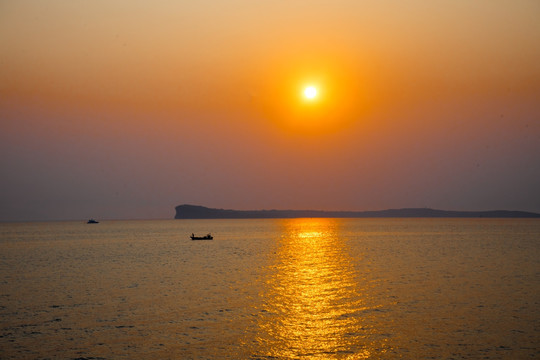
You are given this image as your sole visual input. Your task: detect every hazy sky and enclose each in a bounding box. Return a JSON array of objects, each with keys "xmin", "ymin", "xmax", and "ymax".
[{"xmin": 1, "ymin": 0, "xmax": 539, "ymax": 221}]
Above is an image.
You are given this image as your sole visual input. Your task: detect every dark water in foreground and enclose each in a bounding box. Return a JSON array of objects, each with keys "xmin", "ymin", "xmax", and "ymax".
[{"xmin": 0, "ymin": 218, "xmax": 538, "ymax": 359}]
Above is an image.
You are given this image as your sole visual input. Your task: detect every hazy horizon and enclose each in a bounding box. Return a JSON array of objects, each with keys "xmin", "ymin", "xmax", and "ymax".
[
  {"xmin": 1, "ymin": 1, "xmax": 539, "ymax": 222},
  {"xmin": 2, "ymin": 204, "xmax": 540, "ymax": 223}
]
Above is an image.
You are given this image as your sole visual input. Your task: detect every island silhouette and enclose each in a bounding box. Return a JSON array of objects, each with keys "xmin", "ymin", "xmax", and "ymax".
[{"xmin": 175, "ymin": 204, "xmax": 540, "ymax": 219}]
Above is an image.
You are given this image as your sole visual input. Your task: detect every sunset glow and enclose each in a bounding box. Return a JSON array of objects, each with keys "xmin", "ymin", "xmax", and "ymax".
[
  {"xmin": 1, "ymin": 1, "xmax": 539, "ymax": 221},
  {"xmin": 1, "ymin": 5, "xmax": 540, "ymax": 360}
]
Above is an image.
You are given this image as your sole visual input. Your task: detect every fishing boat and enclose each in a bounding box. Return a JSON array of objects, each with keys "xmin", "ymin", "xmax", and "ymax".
[
  {"xmin": 87, "ymin": 219, "xmax": 99, "ymax": 224},
  {"xmin": 190, "ymin": 233, "xmax": 213, "ymax": 240}
]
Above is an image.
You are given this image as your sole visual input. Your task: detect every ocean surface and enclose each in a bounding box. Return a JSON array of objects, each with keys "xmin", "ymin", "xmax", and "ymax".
[{"xmin": 0, "ymin": 218, "xmax": 538, "ymax": 359}]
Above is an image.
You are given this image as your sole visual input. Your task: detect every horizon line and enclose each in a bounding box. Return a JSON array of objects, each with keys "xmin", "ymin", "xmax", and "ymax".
[{"xmin": 175, "ymin": 204, "xmax": 540, "ymax": 219}]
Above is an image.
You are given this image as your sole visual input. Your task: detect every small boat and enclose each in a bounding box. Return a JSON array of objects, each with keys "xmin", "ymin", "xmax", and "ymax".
[
  {"xmin": 190, "ymin": 233, "xmax": 213, "ymax": 240},
  {"xmin": 87, "ymin": 219, "xmax": 99, "ymax": 224}
]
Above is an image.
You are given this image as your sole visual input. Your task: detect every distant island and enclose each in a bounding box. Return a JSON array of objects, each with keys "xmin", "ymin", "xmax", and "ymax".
[{"xmin": 175, "ymin": 204, "xmax": 540, "ymax": 219}]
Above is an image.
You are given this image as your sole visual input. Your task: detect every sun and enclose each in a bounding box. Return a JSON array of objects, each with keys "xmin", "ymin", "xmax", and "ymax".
[{"xmin": 303, "ymin": 86, "xmax": 317, "ymax": 100}]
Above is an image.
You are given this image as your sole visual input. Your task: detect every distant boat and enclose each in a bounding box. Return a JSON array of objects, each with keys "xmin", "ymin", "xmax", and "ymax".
[
  {"xmin": 87, "ymin": 219, "xmax": 99, "ymax": 224},
  {"xmin": 190, "ymin": 233, "xmax": 213, "ymax": 240}
]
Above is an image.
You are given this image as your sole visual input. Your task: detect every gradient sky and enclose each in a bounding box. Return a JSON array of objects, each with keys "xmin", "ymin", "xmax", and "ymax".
[{"xmin": 1, "ymin": 0, "xmax": 539, "ymax": 221}]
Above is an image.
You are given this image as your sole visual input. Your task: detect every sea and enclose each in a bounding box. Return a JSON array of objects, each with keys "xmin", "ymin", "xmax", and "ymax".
[{"xmin": 0, "ymin": 218, "xmax": 538, "ymax": 359}]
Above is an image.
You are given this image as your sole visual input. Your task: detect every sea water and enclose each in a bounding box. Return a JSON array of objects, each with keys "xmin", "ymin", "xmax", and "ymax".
[{"xmin": 0, "ymin": 218, "xmax": 538, "ymax": 359}]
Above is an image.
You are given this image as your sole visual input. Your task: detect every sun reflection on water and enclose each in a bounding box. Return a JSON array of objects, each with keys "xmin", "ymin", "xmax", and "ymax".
[{"xmin": 253, "ymin": 218, "xmax": 385, "ymax": 359}]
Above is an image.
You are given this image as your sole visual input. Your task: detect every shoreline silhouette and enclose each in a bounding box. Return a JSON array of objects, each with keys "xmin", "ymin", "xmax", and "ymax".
[{"xmin": 175, "ymin": 204, "xmax": 540, "ymax": 219}]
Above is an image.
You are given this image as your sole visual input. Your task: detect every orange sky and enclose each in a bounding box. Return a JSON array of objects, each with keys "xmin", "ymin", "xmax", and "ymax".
[{"xmin": 1, "ymin": 1, "xmax": 539, "ymax": 220}]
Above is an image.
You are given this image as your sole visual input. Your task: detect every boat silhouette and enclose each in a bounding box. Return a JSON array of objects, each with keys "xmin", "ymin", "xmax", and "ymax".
[{"xmin": 190, "ymin": 233, "xmax": 213, "ymax": 240}]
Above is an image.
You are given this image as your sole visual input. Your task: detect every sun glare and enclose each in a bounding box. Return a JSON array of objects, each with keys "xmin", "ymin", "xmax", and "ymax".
[
  {"xmin": 262, "ymin": 60, "xmax": 368, "ymax": 135},
  {"xmin": 303, "ymin": 86, "xmax": 317, "ymax": 100}
]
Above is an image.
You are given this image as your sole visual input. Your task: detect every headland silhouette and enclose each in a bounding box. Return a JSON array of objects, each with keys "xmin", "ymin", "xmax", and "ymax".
[{"xmin": 175, "ymin": 204, "xmax": 540, "ymax": 219}]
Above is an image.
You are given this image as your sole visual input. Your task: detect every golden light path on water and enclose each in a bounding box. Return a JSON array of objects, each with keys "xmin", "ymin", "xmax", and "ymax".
[{"xmin": 252, "ymin": 218, "xmax": 389, "ymax": 359}]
